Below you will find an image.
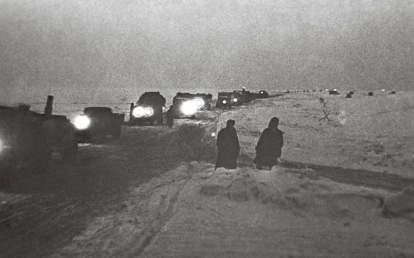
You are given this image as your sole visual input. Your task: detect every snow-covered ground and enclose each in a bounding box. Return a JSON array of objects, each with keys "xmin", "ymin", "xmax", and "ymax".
[{"xmin": 2, "ymin": 90, "xmax": 414, "ymax": 257}]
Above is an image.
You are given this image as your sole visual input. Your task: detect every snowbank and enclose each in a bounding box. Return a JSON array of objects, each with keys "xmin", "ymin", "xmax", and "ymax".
[{"xmin": 218, "ymin": 90, "xmax": 414, "ymax": 178}]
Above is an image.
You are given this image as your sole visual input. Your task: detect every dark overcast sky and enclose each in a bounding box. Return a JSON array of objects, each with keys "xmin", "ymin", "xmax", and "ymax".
[{"xmin": 0, "ymin": 0, "xmax": 413, "ymax": 103}]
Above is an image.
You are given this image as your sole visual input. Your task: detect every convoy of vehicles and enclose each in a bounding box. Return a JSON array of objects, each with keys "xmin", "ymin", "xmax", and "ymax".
[
  {"xmin": 74, "ymin": 107, "xmax": 125, "ymax": 142},
  {"xmin": 129, "ymin": 92, "xmax": 166, "ymax": 125},
  {"xmin": 0, "ymin": 88, "xmax": 269, "ymax": 175}
]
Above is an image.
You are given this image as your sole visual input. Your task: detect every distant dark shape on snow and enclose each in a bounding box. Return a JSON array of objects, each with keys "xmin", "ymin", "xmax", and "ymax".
[
  {"xmin": 254, "ymin": 117, "xmax": 284, "ymax": 170},
  {"xmin": 368, "ymin": 92, "xmax": 374, "ymax": 96},
  {"xmin": 390, "ymin": 91, "xmax": 396, "ymax": 94},
  {"xmin": 215, "ymin": 120, "xmax": 240, "ymax": 170},
  {"xmin": 257, "ymin": 90, "xmax": 270, "ymax": 99},
  {"xmin": 328, "ymin": 90, "xmax": 340, "ymax": 95}
]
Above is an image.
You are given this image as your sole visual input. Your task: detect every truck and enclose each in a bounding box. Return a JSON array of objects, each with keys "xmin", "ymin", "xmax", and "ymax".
[
  {"xmin": 256, "ymin": 90, "xmax": 270, "ymax": 98},
  {"xmin": 233, "ymin": 89, "xmax": 256, "ymax": 104},
  {"xmin": 172, "ymin": 92, "xmax": 213, "ymax": 119},
  {"xmin": 0, "ymin": 97, "xmax": 77, "ymax": 175},
  {"xmin": 129, "ymin": 92, "xmax": 166, "ymax": 125},
  {"xmin": 75, "ymin": 107, "xmax": 125, "ymax": 141},
  {"xmin": 216, "ymin": 92, "xmax": 238, "ymax": 109}
]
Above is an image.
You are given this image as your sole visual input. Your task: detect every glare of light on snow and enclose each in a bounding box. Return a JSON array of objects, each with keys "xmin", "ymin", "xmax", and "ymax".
[
  {"xmin": 0, "ymin": 138, "xmax": 3, "ymax": 153},
  {"xmin": 74, "ymin": 115, "xmax": 91, "ymax": 130}
]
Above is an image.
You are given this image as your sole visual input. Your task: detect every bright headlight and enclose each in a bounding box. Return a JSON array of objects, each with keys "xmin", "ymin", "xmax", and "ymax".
[
  {"xmin": 74, "ymin": 115, "xmax": 91, "ymax": 130},
  {"xmin": 132, "ymin": 107, "xmax": 144, "ymax": 117},
  {"xmin": 180, "ymin": 100, "xmax": 197, "ymax": 115},
  {"xmin": 222, "ymin": 100, "xmax": 227, "ymax": 104},
  {"xmin": 194, "ymin": 98, "xmax": 204, "ymax": 107},
  {"xmin": 233, "ymin": 98, "xmax": 238, "ymax": 102},
  {"xmin": 145, "ymin": 108, "xmax": 154, "ymax": 117}
]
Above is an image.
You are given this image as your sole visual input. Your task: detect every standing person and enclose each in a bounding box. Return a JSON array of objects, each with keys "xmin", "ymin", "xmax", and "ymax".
[
  {"xmin": 254, "ymin": 117, "xmax": 284, "ymax": 170},
  {"xmin": 166, "ymin": 105, "xmax": 175, "ymax": 128},
  {"xmin": 215, "ymin": 119, "xmax": 240, "ymax": 170}
]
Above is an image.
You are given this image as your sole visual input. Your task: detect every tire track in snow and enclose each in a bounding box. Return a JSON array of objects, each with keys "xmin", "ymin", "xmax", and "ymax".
[{"xmin": 122, "ymin": 164, "xmax": 196, "ymax": 258}]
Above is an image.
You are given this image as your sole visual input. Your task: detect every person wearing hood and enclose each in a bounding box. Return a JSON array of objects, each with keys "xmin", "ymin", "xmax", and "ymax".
[
  {"xmin": 215, "ymin": 119, "xmax": 240, "ymax": 170},
  {"xmin": 254, "ymin": 117, "xmax": 284, "ymax": 170}
]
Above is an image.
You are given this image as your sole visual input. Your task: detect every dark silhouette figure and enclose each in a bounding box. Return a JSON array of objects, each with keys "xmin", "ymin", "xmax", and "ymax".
[
  {"xmin": 166, "ymin": 105, "xmax": 175, "ymax": 128},
  {"xmin": 254, "ymin": 117, "xmax": 284, "ymax": 170},
  {"xmin": 215, "ymin": 120, "xmax": 240, "ymax": 170}
]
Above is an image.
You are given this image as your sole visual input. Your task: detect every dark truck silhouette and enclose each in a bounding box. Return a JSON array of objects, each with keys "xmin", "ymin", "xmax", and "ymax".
[
  {"xmin": 75, "ymin": 107, "xmax": 124, "ymax": 142},
  {"xmin": 129, "ymin": 92, "xmax": 166, "ymax": 125},
  {"xmin": 0, "ymin": 99, "xmax": 77, "ymax": 175},
  {"xmin": 256, "ymin": 90, "xmax": 270, "ymax": 98},
  {"xmin": 233, "ymin": 89, "xmax": 257, "ymax": 104},
  {"xmin": 216, "ymin": 92, "xmax": 244, "ymax": 109},
  {"xmin": 172, "ymin": 92, "xmax": 212, "ymax": 119}
]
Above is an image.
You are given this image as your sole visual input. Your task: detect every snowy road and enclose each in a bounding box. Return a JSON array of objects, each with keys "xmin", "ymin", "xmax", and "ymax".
[
  {"xmin": 0, "ymin": 126, "xmax": 195, "ymax": 258},
  {"xmin": 1, "ymin": 92, "xmax": 414, "ymax": 257}
]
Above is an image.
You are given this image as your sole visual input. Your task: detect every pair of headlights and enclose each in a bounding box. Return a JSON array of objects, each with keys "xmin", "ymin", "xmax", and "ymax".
[
  {"xmin": 132, "ymin": 107, "xmax": 154, "ymax": 118},
  {"xmin": 132, "ymin": 107, "xmax": 154, "ymax": 117},
  {"xmin": 180, "ymin": 98, "xmax": 205, "ymax": 116},
  {"xmin": 222, "ymin": 98, "xmax": 238, "ymax": 104}
]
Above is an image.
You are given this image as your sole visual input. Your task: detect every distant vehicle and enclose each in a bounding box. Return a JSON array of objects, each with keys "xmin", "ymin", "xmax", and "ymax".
[
  {"xmin": 172, "ymin": 92, "xmax": 212, "ymax": 119},
  {"xmin": 233, "ymin": 89, "xmax": 257, "ymax": 104},
  {"xmin": 256, "ymin": 90, "xmax": 269, "ymax": 98},
  {"xmin": 0, "ymin": 102, "xmax": 77, "ymax": 173},
  {"xmin": 328, "ymin": 89, "xmax": 340, "ymax": 95},
  {"xmin": 216, "ymin": 92, "xmax": 236, "ymax": 109},
  {"xmin": 230, "ymin": 91, "xmax": 244, "ymax": 106},
  {"xmin": 75, "ymin": 107, "xmax": 124, "ymax": 142},
  {"xmin": 129, "ymin": 92, "xmax": 166, "ymax": 125}
]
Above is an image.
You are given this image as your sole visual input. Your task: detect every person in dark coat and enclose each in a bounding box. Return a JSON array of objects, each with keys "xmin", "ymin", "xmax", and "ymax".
[
  {"xmin": 166, "ymin": 105, "xmax": 175, "ymax": 128},
  {"xmin": 254, "ymin": 117, "xmax": 284, "ymax": 170},
  {"xmin": 215, "ymin": 120, "xmax": 240, "ymax": 170}
]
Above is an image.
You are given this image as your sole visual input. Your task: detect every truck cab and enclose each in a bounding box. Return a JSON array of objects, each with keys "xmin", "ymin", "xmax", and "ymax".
[
  {"xmin": 172, "ymin": 92, "xmax": 212, "ymax": 119},
  {"xmin": 129, "ymin": 92, "xmax": 166, "ymax": 126},
  {"xmin": 75, "ymin": 107, "xmax": 124, "ymax": 141}
]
